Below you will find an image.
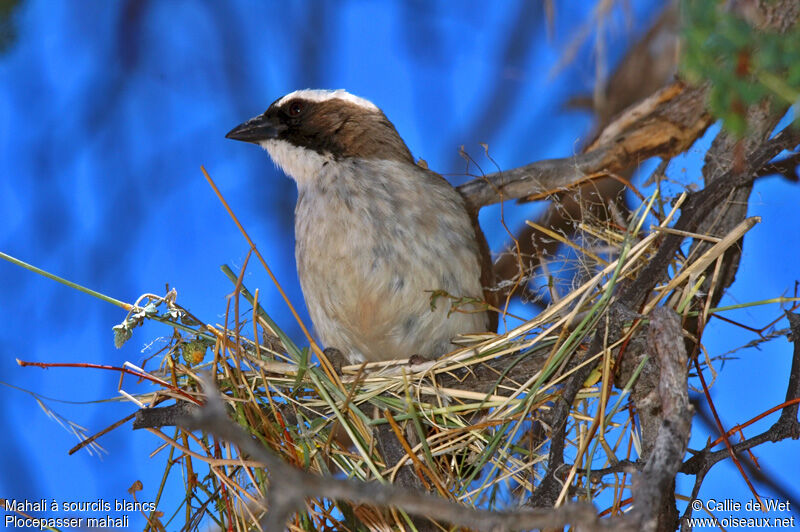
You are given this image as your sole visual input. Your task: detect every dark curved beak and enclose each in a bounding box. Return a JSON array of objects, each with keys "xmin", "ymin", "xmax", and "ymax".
[{"xmin": 225, "ymin": 114, "xmax": 286, "ymax": 143}]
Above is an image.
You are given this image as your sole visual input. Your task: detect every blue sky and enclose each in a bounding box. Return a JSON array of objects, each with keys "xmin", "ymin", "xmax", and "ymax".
[{"xmin": 0, "ymin": 1, "xmax": 797, "ymax": 528}]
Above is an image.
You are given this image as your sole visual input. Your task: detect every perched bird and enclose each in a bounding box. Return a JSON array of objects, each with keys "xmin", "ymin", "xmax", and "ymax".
[{"xmin": 226, "ymin": 89, "xmax": 496, "ymax": 363}]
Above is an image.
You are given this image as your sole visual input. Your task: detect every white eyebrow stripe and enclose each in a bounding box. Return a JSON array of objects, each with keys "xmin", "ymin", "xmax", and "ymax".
[{"xmin": 276, "ymin": 89, "xmax": 379, "ymax": 111}]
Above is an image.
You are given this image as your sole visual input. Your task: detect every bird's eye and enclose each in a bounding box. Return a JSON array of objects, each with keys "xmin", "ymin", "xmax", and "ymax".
[{"xmin": 288, "ymin": 101, "xmax": 304, "ymax": 117}]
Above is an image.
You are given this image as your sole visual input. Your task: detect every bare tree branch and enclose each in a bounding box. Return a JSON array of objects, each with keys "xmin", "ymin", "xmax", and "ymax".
[
  {"xmin": 630, "ymin": 308, "xmax": 692, "ymax": 532},
  {"xmin": 457, "ymin": 82, "xmax": 713, "ymax": 211},
  {"xmin": 758, "ymin": 153, "xmax": 800, "ymax": 182},
  {"xmin": 778, "ymin": 311, "xmax": 800, "ymax": 426}
]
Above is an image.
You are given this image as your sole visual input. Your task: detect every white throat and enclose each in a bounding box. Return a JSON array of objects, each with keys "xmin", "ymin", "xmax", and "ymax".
[{"xmin": 260, "ymin": 139, "xmax": 333, "ymax": 186}]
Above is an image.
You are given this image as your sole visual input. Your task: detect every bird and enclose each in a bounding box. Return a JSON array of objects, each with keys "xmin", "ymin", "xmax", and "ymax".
[{"xmin": 226, "ymin": 89, "xmax": 496, "ymax": 364}]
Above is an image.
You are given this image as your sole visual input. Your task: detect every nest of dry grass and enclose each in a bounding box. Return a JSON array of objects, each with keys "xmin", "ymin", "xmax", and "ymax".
[{"xmin": 67, "ymin": 186, "xmax": 761, "ymax": 531}]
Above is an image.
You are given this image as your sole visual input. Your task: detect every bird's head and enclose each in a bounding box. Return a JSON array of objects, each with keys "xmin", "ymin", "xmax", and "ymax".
[{"xmin": 226, "ymin": 89, "xmax": 414, "ymax": 184}]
